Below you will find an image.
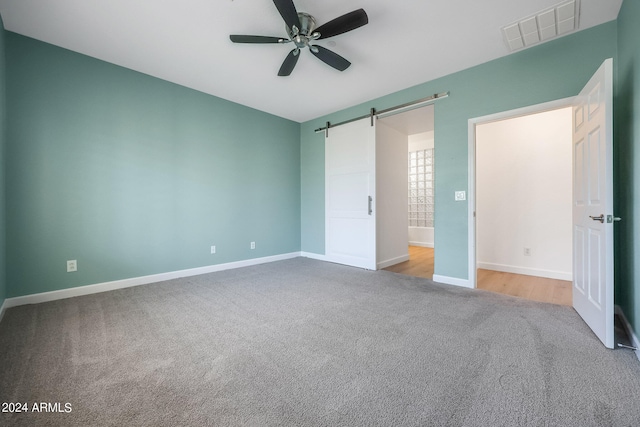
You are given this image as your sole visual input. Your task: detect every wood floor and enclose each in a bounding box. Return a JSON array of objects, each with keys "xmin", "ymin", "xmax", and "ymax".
[
  {"xmin": 476, "ymin": 268, "xmax": 572, "ymax": 306},
  {"xmin": 383, "ymin": 246, "xmax": 572, "ymax": 306},
  {"xmin": 383, "ymin": 245, "xmax": 434, "ymax": 279}
]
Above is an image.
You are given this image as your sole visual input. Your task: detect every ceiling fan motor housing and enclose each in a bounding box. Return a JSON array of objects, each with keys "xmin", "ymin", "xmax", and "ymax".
[{"xmin": 287, "ymin": 12, "xmax": 318, "ymax": 48}]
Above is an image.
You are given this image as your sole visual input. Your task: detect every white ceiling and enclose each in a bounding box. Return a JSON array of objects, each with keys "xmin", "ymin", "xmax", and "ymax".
[
  {"xmin": 0, "ymin": 0, "xmax": 622, "ymax": 123},
  {"xmin": 379, "ymin": 105, "xmax": 434, "ymax": 136}
]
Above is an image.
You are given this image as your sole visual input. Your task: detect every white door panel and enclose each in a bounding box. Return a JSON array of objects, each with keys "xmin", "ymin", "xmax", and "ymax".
[
  {"xmin": 327, "ymin": 173, "xmax": 370, "ymax": 216},
  {"xmin": 572, "ymin": 58, "xmax": 614, "ymax": 348},
  {"xmin": 325, "ymin": 118, "xmax": 376, "ymax": 270},
  {"xmin": 327, "ymin": 218, "xmax": 373, "ymax": 259}
]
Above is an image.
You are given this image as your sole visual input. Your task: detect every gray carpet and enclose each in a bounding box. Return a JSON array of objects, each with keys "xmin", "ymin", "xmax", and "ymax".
[{"xmin": 1, "ymin": 257, "xmax": 639, "ymax": 426}]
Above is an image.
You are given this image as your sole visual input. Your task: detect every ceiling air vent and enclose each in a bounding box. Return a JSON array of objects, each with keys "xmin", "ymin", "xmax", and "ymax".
[{"xmin": 502, "ymin": 0, "xmax": 580, "ymax": 52}]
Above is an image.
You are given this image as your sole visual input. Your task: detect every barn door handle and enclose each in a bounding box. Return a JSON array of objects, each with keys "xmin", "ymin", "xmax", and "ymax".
[
  {"xmin": 589, "ymin": 214, "xmax": 604, "ymax": 223},
  {"xmin": 368, "ymin": 196, "xmax": 373, "ymax": 215}
]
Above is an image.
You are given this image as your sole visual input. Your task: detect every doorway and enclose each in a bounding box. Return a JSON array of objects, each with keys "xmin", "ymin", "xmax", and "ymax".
[
  {"xmin": 379, "ymin": 105, "xmax": 435, "ymax": 279},
  {"xmin": 469, "ymin": 98, "xmax": 573, "ymax": 305},
  {"xmin": 474, "ymin": 105, "xmax": 573, "ymax": 305}
]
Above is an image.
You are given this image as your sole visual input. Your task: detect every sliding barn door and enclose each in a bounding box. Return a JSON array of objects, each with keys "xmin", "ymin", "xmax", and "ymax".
[
  {"xmin": 325, "ymin": 118, "xmax": 377, "ymax": 270},
  {"xmin": 572, "ymin": 58, "xmax": 615, "ymax": 348}
]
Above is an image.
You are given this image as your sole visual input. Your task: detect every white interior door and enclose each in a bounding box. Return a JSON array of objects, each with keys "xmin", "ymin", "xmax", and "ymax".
[
  {"xmin": 572, "ymin": 58, "xmax": 614, "ymax": 348},
  {"xmin": 325, "ymin": 118, "xmax": 376, "ymax": 270}
]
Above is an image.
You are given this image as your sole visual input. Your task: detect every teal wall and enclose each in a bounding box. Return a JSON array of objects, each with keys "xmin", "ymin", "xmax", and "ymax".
[
  {"xmin": 301, "ymin": 22, "xmax": 618, "ymax": 281},
  {"xmin": 0, "ymin": 16, "xmax": 6, "ymax": 308},
  {"xmin": 615, "ymin": 0, "xmax": 640, "ymax": 335},
  {"xmin": 5, "ymin": 33, "xmax": 301, "ymax": 298},
  {"xmin": 0, "ymin": 8, "xmax": 634, "ymax": 329}
]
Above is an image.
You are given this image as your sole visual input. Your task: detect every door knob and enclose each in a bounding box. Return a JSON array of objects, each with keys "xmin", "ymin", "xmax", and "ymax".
[{"xmin": 589, "ymin": 214, "xmax": 604, "ymax": 223}]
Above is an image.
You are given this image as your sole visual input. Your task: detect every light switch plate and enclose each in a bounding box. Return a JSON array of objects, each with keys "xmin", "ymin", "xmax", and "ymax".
[
  {"xmin": 67, "ymin": 260, "xmax": 77, "ymax": 272},
  {"xmin": 455, "ymin": 191, "xmax": 466, "ymax": 201}
]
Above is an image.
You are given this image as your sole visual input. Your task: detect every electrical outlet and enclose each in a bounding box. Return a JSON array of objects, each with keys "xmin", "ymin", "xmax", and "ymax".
[
  {"xmin": 524, "ymin": 248, "xmax": 532, "ymax": 256},
  {"xmin": 211, "ymin": 245, "xmax": 216, "ymax": 254},
  {"xmin": 67, "ymin": 260, "xmax": 77, "ymax": 272},
  {"xmin": 250, "ymin": 241, "xmax": 256, "ymax": 250},
  {"xmin": 455, "ymin": 191, "xmax": 466, "ymax": 201}
]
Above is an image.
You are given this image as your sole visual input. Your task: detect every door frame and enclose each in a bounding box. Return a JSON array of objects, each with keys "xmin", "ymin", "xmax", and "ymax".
[{"xmin": 467, "ymin": 97, "xmax": 575, "ymax": 288}]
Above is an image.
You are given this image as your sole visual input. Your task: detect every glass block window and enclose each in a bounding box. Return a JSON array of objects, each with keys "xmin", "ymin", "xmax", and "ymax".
[{"xmin": 408, "ymin": 148, "xmax": 434, "ymax": 227}]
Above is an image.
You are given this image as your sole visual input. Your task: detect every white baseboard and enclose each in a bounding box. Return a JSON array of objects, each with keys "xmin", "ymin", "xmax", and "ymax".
[
  {"xmin": 377, "ymin": 254, "xmax": 410, "ymax": 269},
  {"xmin": 2, "ymin": 252, "xmax": 301, "ymax": 311},
  {"xmin": 302, "ymin": 252, "xmax": 410, "ymax": 271},
  {"xmin": 300, "ymin": 251, "xmax": 329, "ymax": 262},
  {"xmin": 408, "ymin": 241, "xmax": 434, "ymax": 248},
  {"xmin": 433, "ymin": 274, "xmax": 472, "ymax": 289},
  {"xmin": 477, "ymin": 262, "xmax": 572, "ymax": 281},
  {"xmin": 615, "ymin": 305, "xmax": 640, "ymax": 362}
]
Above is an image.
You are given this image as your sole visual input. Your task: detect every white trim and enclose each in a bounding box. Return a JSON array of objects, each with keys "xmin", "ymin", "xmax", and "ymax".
[
  {"xmin": 0, "ymin": 299, "xmax": 7, "ymax": 324},
  {"xmin": 468, "ymin": 97, "xmax": 575, "ymax": 289},
  {"xmin": 408, "ymin": 241, "xmax": 434, "ymax": 248},
  {"xmin": 300, "ymin": 251, "xmax": 329, "ymax": 262},
  {"xmin": 433, "ymin": 274, "xmax": 472, "ymax": 289},
  {"xmin": 2, "ymin": 252, "xmax": 300, "ymax": 311},
  {"xmin": 377, "ymin": 254, "xmax": 410, "ymax": 270},
  {"xmin": 615, "ymin": 305, "xmax": 640, "ymax": 362},
  {"xmin": 468, "ymin": 117, "xmax": 477, "ymax": 289},
  {"xmin": 476, "ymin": 262, "xmax": 572, "ymax": 281}
]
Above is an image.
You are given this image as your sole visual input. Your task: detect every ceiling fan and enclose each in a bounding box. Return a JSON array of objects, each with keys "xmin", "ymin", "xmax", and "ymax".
[{"xmin": 229, "ymin": 0, "xmax": 368, "ymax": 76}]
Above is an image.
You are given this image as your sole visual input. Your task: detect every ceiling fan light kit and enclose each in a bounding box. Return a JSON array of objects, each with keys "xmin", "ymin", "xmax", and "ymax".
[{"xmin": 229, "ymin": 0, "xmax": 368, "ymax": 76}]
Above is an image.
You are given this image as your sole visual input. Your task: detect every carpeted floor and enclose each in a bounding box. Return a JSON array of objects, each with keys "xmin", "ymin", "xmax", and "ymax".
[{"xmin": 1, "ymin": 257, "xmax": 639, "ymax": 426}]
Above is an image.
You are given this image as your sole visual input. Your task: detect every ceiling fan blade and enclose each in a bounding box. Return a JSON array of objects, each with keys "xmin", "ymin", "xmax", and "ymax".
[
  {"xmin": 315, "ymin": 9, "xmax": 368, "ymax": 39},
  {"xmin": 230, "ymin": 35, "xmax": 284, "ymax": 44},
  {"xmin": 278, "ymin": 49, "xmax": 300, "ymax": 76},
  {"xmin": 272, "ymin": 0, "xmax": 301, "ymax": 31},
  {"xmin": 310, "ymin": 45, "xmax": 351, "ymax": 71}
]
